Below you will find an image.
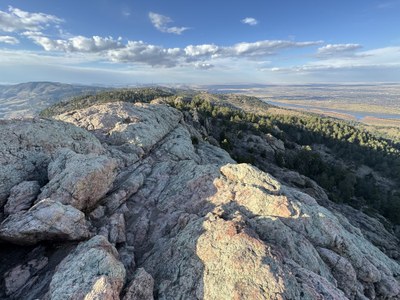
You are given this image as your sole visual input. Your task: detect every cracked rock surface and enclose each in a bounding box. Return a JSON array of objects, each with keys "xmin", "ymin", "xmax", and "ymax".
[{"xmin": 0, "ymin": 101, "xmax": 399, "ymax": 299}]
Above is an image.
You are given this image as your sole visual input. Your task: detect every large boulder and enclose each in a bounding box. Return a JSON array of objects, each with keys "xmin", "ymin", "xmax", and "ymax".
[
  {"xmin": 38, "ymin": 149, "xmax": 117, "ymax": 212},
  {"xmin": 49, "ymin": 235, "xmax": 126, "ymax": 300},
  {"xmin": 0, "ymin": 199, "xmax": 91, "ymax": 245},
  {"xmin": 0, "ymin": 118, "xmax": 104, "ymax": 207}
]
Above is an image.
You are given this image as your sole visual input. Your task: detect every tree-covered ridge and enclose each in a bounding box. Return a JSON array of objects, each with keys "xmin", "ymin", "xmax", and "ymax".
[
  {"xmin": 166, "ymin": 94, "xmax": 400, "ymax": 224},
  {"xmin": 40, "ymin": 87, "xmax": 175, "ymax": 117}
]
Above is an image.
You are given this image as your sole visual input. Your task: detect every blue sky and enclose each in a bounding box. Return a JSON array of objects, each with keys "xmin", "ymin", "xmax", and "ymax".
[{"xmin": 0, "ymin": 0, "xmax": 399, "ymax": 85}]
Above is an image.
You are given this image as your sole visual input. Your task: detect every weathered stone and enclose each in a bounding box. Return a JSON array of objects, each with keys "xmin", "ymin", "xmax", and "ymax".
[
  {"xmin": 0, "ymin": 118, "xmax": 104, "ymax": 207},
  {"xmin": 104, "ymin": 163, "xmax": 151, "ymax": 213},
  {"xmin": 197, "ymin": 214, "xmax": 302, "ymax": 300},
  {"xmin": 0, "ymin": 199, "xmax": 90, "ymax": 245},
  {"xmin": 4, "ymin": 181, "xmax": 40, "ymax": 214},
  {"xmin": 55, "ymin": 102, "xmax": 182, "ymax": 152},
  {"xmin": 318, "ymin": 247, "xmax": 358, "ymax": 298},
  {"xmin": 123, "ymin": 268, "xmax": 154, "ymax": 300},
  {"xmin": 49, "ymin": 235, "xmax": 126, "ymax": 300},
  {"xmin": 109, "ymin": 213, "xmax": 126, "ymax": 244},
  {"xmin": 83, "ymin": 276, "xmax": 120, "ymax": 300},
  {"xmin": 4, "ymin": 256, "xmax": 48, "ymax": 295},
  {"xmin": 89, "ymin": 205, "xmax": 106, "ymax": 220},
  {"xmin": 0, "ymin": 102, "xmax": 399, "ymax": 300},
  {"xmin": 119, "ymin": 245, "xmax": 136, "ymax": 281},
  {"xmin": 38, "ymin": 149, "xmax": 117, "ymax": 211}
]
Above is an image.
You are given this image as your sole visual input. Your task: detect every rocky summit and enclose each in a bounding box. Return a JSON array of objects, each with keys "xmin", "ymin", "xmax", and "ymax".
[{"xmin": 0, "ymin": 101, "xmax": 399, "ymax": 299}]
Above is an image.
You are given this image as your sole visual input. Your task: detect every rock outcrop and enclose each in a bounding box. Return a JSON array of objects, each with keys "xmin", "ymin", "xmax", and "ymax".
[
  {"xmin": 37, "ymin": 149, "xmax": 117, "ymax": 212},
  {"xmin": 0, "ymin": 199, "xmax": 91, "ymax": 245},
  {"xmin": 0, "ymin": 118, "xmax": 104, "ymax": 208},
  {"xmin": 0, "ymin": 101, "xmax": 399, "ymax": 299},
  {"xmin": 49, "ymin": 235, "xmax": 126, "ymax": 300}
]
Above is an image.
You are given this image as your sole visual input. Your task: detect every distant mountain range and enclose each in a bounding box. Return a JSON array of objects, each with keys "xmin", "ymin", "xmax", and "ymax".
[{"xmin": 0, "ymin": 82, "xmax": 105, "ymax": 119}]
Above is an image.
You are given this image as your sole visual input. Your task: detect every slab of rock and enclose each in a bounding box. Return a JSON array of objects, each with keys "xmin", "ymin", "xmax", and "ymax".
[
  {"xmin": 4, "ymin": 181, "xmax": 41, "ymax": 215},
  {"xmin": 208, "ymin": 164, "xmax": 400, "ymax": 299},
  {"xmin": 123, "ymin": 268, "xmax": 154, "ymax": 300},
  {"xmin": 0, "ymin": 118, "xmax": 104, "ymax": 207},
  {"xmin": 55, "ymin": 102, "xmax": 182, "ymax": 152},
  {"xmin": 0, "ymin": 199, "xmax": 90, "ymax": 245},
  {"xmin": 38, "ymin": 149, "xmax": 117, "ymax": 211},
  {"xmin": 49, "ymin": 235, "xmax": 126, "ymax": 300}
]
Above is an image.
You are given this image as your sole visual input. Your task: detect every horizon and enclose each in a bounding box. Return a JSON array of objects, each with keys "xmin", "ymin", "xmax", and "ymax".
[
  {"xmin": 1, "ymin": 1, "xmax": 400, "ymax": 85},
  {"xmin": 2, "ymin": 81, "xmax": 400, "ymax": 88}
]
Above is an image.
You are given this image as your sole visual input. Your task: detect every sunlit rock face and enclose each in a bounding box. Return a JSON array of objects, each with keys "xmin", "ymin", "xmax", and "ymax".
[{"xmin": 0, "ymin": 101, "xmax": 399, "ymax": 299}]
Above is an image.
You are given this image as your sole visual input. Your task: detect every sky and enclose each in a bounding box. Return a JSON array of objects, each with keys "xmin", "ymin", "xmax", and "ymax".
[{"xmin": 0, "ymin": 0, "xmax": 400, "ymax": 85}]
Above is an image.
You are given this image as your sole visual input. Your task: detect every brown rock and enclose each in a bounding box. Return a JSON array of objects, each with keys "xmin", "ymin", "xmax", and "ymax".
[{"xmin": 123, "ymin": 268, "xmax": 154, "ymax": 300}]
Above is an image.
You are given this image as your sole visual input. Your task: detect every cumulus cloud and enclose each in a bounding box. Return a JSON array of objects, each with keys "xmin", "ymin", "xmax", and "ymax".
[
  {"xmin": 108, "ymin": 40, "xmax": 182, "ymax": 67},
  {"xmin": 28, "ymin": 34, "xmax": 123, "ymax": 52},
  {"xmin": 149, "ymin": 12, "xmax": 189, "ymax": 35},
  {"xmin": 184, "ymin": 44, "xmax": 220, "ymax": 62},
  {"xmin": 241, "ymin": 17, "xmax": 258, "ymax": 26},
  {"xmin": 28, "ymin": 33, "xmax": 323, "ymax": 68},
  {"xmin": 317, "ymin": 44, "xmax": 362, "ymax": 57},
  {"xmin": 0, "ymin": 35, "xmax": 19, "ymax": 44},
  {"xmin": 0, "ymin": 6, "xmax": 62, "ymax": 33}
]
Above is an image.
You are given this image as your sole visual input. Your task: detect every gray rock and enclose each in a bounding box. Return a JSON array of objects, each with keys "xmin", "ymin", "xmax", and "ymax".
[
  {"xmin": 0, "ymin": 199, "xmax": 90, "ymax": 245},
  {"xmin": 0, "ymin": 118, "xmax": 104, "ymax": 208},
  {"xmin": 104, "ymin": 163, "xmax": 151, "ymax": 213},
  {"xmin": 123, "ymin": 268, "xmax": 154, "ymax": 300},
  {"xmin": 55, "ymin": 102, "xmax": 182, "ymax": 152},
  {"xmin": 119, "ymin": 245, "xmax": 136, "ymax": 281},
  {"xmin": 89, "ymin": 205, "xmax": 106, "ymax": 220},
  {"xmin": 38, "ymin": 149, "xmax": 117, "ymax": 212},
  {"xmin": 4, "ymin": 181, "xmax": 41, "ymax": 215},
  {"xmin": 49, "ymin": 235, "xmax": 126, "ymax": 300},
  {"xmin": 109, "ymin": 213, "xmax": 126, "ymax": 244},
  {"xmin": 0, "ymin": 102, "xmax": 399, "ymax": 300},
  {"xmin": 4, "ymin": 256, "xmax": 48, "ymax": 296},
  {"xmin": 318, "ymin": 247, "xmax": 358, "ymax": 298}
]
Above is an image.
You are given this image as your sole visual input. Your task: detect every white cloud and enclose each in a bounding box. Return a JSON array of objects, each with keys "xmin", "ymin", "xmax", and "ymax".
[
  {"xmin": 27, "ymin": 33, "xmax": 323, "ymax": 68},
  {"xmin": 28, "ymin": 34, "xmax": 123, "ymax": 52},
  {"xmin": 269, "ymin": 46, "xmax": 400, "ymax": 73},
  {"xmin": 194, "ymin": 62, "xmax": 214, "ymax": 70},
  {"xmin": 317, "ymin": 44, "xmax": 362, "ymax": 57},
  {"xmin": 0, "ymin": 6, "xmax": 62, "ymax": 33},
  {"xmin": 108, "ymin": 40, "xmax": 182, "ymax": 67},
  {"xmin": 0, "ymin": 35, "xmax": 19, "ymax": 44},
  {"xmin": 227, "ymin": 40, "xmax": 323, "ymax": 57},
  {"xmin": 241, "ymin": 17, "xmax": 258, "ymax": 26},
  {"xmin": 148, "ymin": 12, "xmax": 189, "ymax": 35},
  {"xmin": 184, "ymin": 44, "xmax": 219, "ymax": 59}
]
